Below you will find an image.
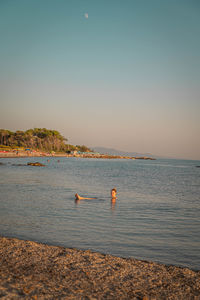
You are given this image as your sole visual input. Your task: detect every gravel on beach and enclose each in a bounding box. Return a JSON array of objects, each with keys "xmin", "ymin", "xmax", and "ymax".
[{"xmin": 0, "ymin": 236, "xmax": 200, "ymax": 299}]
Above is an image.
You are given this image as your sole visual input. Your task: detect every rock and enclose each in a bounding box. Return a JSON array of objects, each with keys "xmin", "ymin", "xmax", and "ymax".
[{"xmin": 27, "ymin": 162, "xmax": 45, "ymax": 167}]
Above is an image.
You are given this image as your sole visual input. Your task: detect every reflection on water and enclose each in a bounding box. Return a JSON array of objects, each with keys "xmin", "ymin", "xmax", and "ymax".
[
  {"xmin": 0, "ymin": 157, "xmax": 200, "ymax": 270},
  {"xmin": 111, "ymin": 198, "xmax": 116, "ymax": 211}
]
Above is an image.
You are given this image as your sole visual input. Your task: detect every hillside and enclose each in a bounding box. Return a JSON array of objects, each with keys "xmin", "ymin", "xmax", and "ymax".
[
  {"xmin": 0, "ymin": 128, "xmax": 91, "ymax": 153},
  {"xmin": 92, "ymin": 146, "xmax": 155, "ymax": 158}
]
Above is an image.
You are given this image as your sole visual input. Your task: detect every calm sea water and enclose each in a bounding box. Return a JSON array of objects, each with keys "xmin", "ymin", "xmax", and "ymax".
[{"xmin": 0, "ymin": 157, "xmax": 200, "ymax": 270}]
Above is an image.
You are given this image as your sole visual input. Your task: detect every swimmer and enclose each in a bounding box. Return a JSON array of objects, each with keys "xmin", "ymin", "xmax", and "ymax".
[
  {"xmin": 75, "ymin": 193, "xmax": 96, "ymax": 201},
  {"xmin": 111, "ymin": 188, "xmax": 117, "ymax": 210},
  {"xmin": 111, "ymin": 188, "xmax": 117, "ymax": 199}
]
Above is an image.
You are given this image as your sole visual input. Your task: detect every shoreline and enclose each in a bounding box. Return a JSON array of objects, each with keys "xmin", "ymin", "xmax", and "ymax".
[
  {"xmin": 0, "ymin": 151, "xmax": 155, "ymax": 160},
  {"xmin": 0, "ymin": 236, "xmax": 199, "ymax": 299}
]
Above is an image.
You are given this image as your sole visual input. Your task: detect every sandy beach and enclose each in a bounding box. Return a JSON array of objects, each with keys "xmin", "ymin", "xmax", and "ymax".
[{"xmin": 0, "ymin": 236, "xmax": 199, "ymax": 299}]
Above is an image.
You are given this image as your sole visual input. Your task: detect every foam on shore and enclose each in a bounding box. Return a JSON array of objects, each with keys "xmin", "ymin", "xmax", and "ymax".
[{"xmin": 0, "ymin": 236, "xmax": 199, "ymax": 299}]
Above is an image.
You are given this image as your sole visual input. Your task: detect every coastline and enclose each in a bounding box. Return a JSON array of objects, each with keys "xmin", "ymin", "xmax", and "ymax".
[
  {"xmin": 0, "ymin": 151, "xmax": 155, "ymax": 160},
  {"xmin": 0, "ymin": 236, "xmax": 199, "ymax": 299}
]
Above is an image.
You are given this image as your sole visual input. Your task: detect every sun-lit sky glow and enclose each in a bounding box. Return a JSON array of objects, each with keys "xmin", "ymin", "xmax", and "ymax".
[{"xmin": 0, "ymin": 0, "xmax": 200, "ymax": 159}]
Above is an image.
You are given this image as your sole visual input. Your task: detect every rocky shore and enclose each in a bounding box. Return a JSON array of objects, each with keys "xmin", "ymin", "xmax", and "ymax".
[
  {"xmin": 0, "ymin": 236, "xmax": 199, "ymax": 299},
  {"xmin": 0, "ymin": 152, "xmax": 155, "ymax": 160}
]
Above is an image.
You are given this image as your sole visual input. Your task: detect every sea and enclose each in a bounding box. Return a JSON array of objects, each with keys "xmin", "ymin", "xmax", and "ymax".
[{"xmin": 0, "ymin": 157, "xmax": 200, "ymax": 270}]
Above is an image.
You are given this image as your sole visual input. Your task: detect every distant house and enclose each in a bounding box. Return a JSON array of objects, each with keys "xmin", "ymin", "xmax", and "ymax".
[{"xmin": 71, "ymin": 150, "xmax": 78, "ymax": 155}]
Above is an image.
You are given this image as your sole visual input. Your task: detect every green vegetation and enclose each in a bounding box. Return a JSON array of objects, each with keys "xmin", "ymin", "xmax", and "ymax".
[{"xmin": 0, "ymin": 128, "xmax": 91, "ymax": 153}]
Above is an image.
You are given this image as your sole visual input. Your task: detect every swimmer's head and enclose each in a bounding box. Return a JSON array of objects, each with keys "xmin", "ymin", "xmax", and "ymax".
[{"xmin": 111, "ymin": 188, "xmax": 117, "ymax": 198}]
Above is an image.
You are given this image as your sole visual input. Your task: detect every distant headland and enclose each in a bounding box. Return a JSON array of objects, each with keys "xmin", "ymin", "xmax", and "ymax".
[{"xmin": 0, "ymin": 128, "xmax": 155, "ymax": 160}]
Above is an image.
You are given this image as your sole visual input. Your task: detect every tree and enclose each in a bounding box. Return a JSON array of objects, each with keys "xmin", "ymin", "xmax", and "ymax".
[
  {"xmin": 0, "ymin": 128, "xmax": 91, "ymax": 153},
  {"xmin": 76, "ymin": 145, "xmax": 91, "ymax": 152}
]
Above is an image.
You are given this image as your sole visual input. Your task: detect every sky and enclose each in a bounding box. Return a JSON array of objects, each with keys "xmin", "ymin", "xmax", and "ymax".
[{"xmin": 0, "ymin": 0, "xmax": 200, "ymax": 160}]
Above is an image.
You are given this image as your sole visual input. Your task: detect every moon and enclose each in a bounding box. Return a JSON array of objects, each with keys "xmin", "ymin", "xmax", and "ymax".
[{"xmin": 84, "ymin": 13, "xmax": 88, "ymax": 19}]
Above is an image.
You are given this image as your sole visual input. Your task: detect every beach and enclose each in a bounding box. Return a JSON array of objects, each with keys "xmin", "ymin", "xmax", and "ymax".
[{"xmin": 0, "ymin": 236, "xmax": 199, "ymax": 299}]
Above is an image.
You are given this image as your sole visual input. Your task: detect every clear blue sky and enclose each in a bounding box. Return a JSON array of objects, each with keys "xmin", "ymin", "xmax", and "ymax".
[{"xmin": 0, "ymin": 0, "xmax": 199, "ymax": 159}]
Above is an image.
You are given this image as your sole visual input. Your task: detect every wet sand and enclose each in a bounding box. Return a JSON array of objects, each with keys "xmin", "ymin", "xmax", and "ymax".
[{"xmin": 0, "ymin": 236, "xmax": 199, "ymax": 299}]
